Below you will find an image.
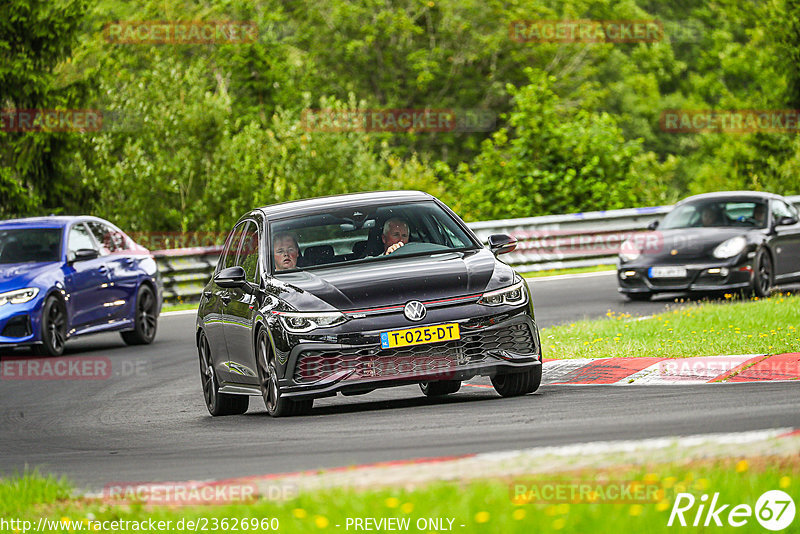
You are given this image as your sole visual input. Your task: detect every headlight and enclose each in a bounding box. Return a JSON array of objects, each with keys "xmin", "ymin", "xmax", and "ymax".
[
  {"xmin": 0, "ymin": 288, "xmax": 39, "ymax": 306},
  {"xmin": 619, "ymin": 239, "xmax": 641, "ymax": 262},
  {"xmin": 478, "ymin": 280, "xmax": 527, "ymax": 306},
  {"xmin": 712, "ymin": 236, "xmax": 747, "ymax": 259},
  {"xmin": 275, "ymin": 311, "xmax": 348, "ymax": 333}
]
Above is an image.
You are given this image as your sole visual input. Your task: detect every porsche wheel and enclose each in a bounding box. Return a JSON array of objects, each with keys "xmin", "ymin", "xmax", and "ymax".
[{"xmin": 750, "ymin": 249, "xmax": 773, "ymax": 298}]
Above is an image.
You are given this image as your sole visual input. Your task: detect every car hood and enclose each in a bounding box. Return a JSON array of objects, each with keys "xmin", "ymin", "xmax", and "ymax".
[
  {"xmin": 273, "ymin": 248, "xmax": 514, "ymax": 311},
  {"xmin": 637, "ymin": 228, "xmax": 756, "ymax": 261},
  {"xmin": 0, "ymin": 262, "xmax": 58, "ymax": 292}
]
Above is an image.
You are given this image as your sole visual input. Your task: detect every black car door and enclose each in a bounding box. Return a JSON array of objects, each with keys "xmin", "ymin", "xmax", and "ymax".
[
  {"xmin": 221, "ymin": 219, "xmax": 261, "ymax": 384},
  {"xmin": 202, "ymin": 224, "xmax": 246, "ymax": 384},
  {"xmin": 770, "ymin": 199, "xmax": 800, "ymax": 281}
]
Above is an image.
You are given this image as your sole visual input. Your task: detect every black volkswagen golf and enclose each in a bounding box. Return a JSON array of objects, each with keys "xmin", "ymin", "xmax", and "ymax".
[{"xmin": 196, "ymin": 191, "xmax": 542, "ymax": 416}]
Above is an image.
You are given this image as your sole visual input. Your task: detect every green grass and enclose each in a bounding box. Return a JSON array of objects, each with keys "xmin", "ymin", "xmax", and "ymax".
[
  {"xmin": 521, "ymin": 264, "xmax": 616, "ymax": 278},
  {"xmin": 3, "ymin": 458, "xmax": 796, "ymax": 533},
  {"xmin": 161, "ymin": 302, "xmax": 199, "ymax": 313},
  {"xmin": 541, "ymin": 293, "xmax": 800, "ymax": 359}
]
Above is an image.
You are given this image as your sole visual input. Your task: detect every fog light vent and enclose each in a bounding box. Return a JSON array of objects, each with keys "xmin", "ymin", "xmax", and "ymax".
[{"xmin": 2, "ymin": 315, "xmax": 31, "ymax": 338}]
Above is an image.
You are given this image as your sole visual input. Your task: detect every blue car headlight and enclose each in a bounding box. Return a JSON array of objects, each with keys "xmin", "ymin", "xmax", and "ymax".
[{"xmin": 0, "ymin": 288, "xmax": 40, "ymax": 306}]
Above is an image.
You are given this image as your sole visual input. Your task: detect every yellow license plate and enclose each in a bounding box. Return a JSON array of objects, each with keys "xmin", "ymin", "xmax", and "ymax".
[{"xmin": 380, "ymin": 323, "xmax": 460, "ymax": 349}]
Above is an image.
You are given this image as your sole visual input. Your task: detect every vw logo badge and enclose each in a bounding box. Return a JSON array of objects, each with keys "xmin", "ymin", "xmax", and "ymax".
[{"xmin": 403, "ymin": 300, "xmax": 427, "ymax": 321}]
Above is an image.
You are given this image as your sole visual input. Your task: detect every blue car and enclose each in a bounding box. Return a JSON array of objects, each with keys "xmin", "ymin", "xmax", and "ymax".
[{"xmin": 0, "ymin": 216, "xmax": 162, "ymax": 356}]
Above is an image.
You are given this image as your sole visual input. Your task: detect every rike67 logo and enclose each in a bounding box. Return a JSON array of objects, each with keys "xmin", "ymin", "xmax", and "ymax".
[{"xmin": 668, "ymin": 490, "xmax": 795, "ymax": 530}]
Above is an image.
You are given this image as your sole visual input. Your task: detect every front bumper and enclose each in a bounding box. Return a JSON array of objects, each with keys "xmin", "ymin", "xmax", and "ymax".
[
  {"xmin": 277, "ymin": 310, "xmax": 541, "ymax": 399},
  {"xmin": 617, "ymin": 257, "xmax": 754, "ymax": 294},
  {"xmin": 0, "ymin": 296, "xmax": 44, "ymax": 347}
]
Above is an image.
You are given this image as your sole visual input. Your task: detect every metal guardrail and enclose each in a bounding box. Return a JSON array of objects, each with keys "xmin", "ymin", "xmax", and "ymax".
[{"xmin": 154, "ymin": 196, "xmax": 800, "ymax": 304}]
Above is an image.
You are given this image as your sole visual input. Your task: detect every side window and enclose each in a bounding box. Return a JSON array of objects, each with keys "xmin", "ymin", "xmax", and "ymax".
[
  {"xmin": 220, "ymin": 223, "xmax": 245, "ymax": 271},
  {"xmin": 771, "ymin": 200, "xmax": 793, "ymax": 221},
  {"xmin": 87, "ymin": 221, "xmax": 128, "ymax": 254},
  {"xmin": 67, "ymin": 223, "xmax": 98, "ymax": 259},
  {"xmin": 238, "ymin": 222, "xmax": 260, "ymax": 283}
]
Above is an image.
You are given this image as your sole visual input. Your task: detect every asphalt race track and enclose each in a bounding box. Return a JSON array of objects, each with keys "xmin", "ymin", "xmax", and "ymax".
[{"xmin": 1, "ymin": 273, "xmax": 798, "ymax": 490}]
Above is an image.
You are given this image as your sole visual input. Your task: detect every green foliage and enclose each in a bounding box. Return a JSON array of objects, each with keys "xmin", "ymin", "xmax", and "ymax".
[
  {"xmin": 2, "ymin": 0, "xmax": 799, "ymax": 229},
  {"xmin": 455, "ymin": 70, "xmax": 663, "ymax": 220},
  {"xmin": 0, "ymin": 0, "xmax": 90, "ymax": 216}
]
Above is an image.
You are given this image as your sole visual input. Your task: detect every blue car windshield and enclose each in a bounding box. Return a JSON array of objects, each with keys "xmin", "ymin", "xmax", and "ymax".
[{"xmin": 0, "ymin": 228, "xmax": 63, "ymax": 264}]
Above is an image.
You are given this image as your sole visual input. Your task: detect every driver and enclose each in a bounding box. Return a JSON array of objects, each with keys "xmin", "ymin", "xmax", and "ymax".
[
  {"xmin": 382, "ymin": 218, "xmax": 410, "ymax": 255},
  {"xmin": 700, "ymin": 205, "xmax": 723, "ymax": 227},
  {"xmin": 273, "ymin": 232, "xmax": 300, "ymax": 271},
  {"xmin": 751, "ymin": 203, "xmax": 767, "ymax": 226}
]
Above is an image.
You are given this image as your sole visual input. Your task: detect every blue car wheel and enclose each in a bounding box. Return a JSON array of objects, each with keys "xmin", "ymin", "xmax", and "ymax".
[{"xmin": 33, "ymin": 296, "xmax": 67, "ymax": 357}]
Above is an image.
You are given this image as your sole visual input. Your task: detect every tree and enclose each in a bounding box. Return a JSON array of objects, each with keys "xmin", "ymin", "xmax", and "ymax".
[
  {"xmin": 455, "ymin": 69, "xmax": 664, "ymax": 220},
  {"xmin": 0, "ymin": 0, "xmax": 89, "ymax": 216}
]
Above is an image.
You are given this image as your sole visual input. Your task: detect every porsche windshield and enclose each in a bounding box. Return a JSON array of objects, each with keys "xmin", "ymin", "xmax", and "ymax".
[
  {"xmin": 269, "ymin": 201, "xmax": 479, "ymax": 273},
  {"xmin": 0, "ymin": 228, "xmax": 62, "ymax": 264},
  {"xmin": 660, "ymin": 200, "xmax": 768, "ymax": 229}
]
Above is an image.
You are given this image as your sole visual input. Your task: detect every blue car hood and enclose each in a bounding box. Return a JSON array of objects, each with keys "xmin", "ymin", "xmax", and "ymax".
[{"xmin": 0, "ymin": 262, "xmax": 59, "ymax": 292}]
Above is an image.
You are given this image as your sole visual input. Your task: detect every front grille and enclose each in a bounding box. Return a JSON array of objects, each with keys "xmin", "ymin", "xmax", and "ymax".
[
  {"xmin": 294, "ymin": 322, "xmax": 535, "ymax": 383},
  {"xmin": 647, "ymin": 276, "xmax": 694, "ymax": 288},
  {"xmin": 463, "ymin": 323, "xmax": 534, "ymax": 359},
  {"xmin": 2, "ymin": 315, "xmax": 31, "ymax": 338}
]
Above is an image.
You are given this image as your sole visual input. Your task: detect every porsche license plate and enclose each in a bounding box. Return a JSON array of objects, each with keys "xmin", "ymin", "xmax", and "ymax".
[
  {"xmin": 380, "ymin": 323, "xmax": 460, "ymax": 349},
  {"xmin": 649, "ymin": 266, "xmax": 687, "ymax": 278}
]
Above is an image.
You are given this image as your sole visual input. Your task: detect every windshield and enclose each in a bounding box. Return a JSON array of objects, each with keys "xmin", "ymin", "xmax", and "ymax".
[
  {"xmin": 660, "ymin": 200, "xmax": 768, "ymax": 229},
  {"xmin": 268, "ymin": 201, "xmax": 478, "ymax": 273},
  {"xmin": 0, "ymin": 228, "xmax": 63, "ymax": 264}
]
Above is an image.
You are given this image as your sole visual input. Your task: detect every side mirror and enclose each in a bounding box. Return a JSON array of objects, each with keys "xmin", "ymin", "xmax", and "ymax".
[
  {"xmin": 215, "ymin": 266, "xmax": 247, "ymax": 289},
  {"xmin": 488, "ymin": 234, "xmax": 517, "ymax": 256},
  {"xmin": 70, "ymin": 248, "xmax": 99, "ymax": 263},
  {"xmin": 776, "ymin": 216, "xmax": 798, "ymax": 227},
  {"xmin": 647, "ymin": 220, "xmax": 660, "ymax": 231}
]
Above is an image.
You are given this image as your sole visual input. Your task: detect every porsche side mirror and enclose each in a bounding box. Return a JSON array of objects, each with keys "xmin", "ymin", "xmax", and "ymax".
[
  {"xmin": 488, "ymin": 234, "xmax": 517, "ymax": 255},
  {"xmin": 776, "ymin": 216, "xmax": 798, "ymax": 227},
  {"xmin": 647, "ymin": 220, "xmax": 660, "ymax": 231},
  {"xmin": 215, "ymin": 266, "xmax": 247, "ymax": 289}
]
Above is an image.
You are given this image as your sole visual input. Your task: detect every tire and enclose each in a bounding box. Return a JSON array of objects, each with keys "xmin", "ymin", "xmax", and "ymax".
[
  {"xmin": 626, "ymin": 292, "xmax": 652, "ymax": 301},
  {"xmin": 257, "ymin": 330, "xmax": 313, "ymax": 417},
  {"xmin": 750, "ymin": 249, "xmax": 773, "ymax": 298},
  {"xmin": 198, "ymin": 331, "xmax": 249, "ymax": 416},
  {"xmin": 121, "ymin": 284, "xmax": 158, "ymax": 345},
  {"xmin": 33, "ymin": 296, "xmax": 67, "ymax": 357},
  {"xmin": 491, "ymin": 364, "xmax": 542, "ymax": 397},
  {"xmin": 419, "ymin": 380, "xmax": 461, "ymax": 396}
]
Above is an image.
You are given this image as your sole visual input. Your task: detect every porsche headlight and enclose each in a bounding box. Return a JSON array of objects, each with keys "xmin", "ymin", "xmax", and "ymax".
[
  {"xmin": 619, "ymin": 239, "xmax": 641, "ymax": 262},
  {"xmin": 0, "ymin": 288, "xmax": 39, "ymax": 306},
  {"xmin": 478, "ymin": 280, "xmax": 527, "ymax": 307},
  {"xmin": 275, "ymin": 311, "xmax": 348, "ymax": 333},
  {"xmin": 712, "ymin": 236, "xmax": 747, "ymax": 259}
]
